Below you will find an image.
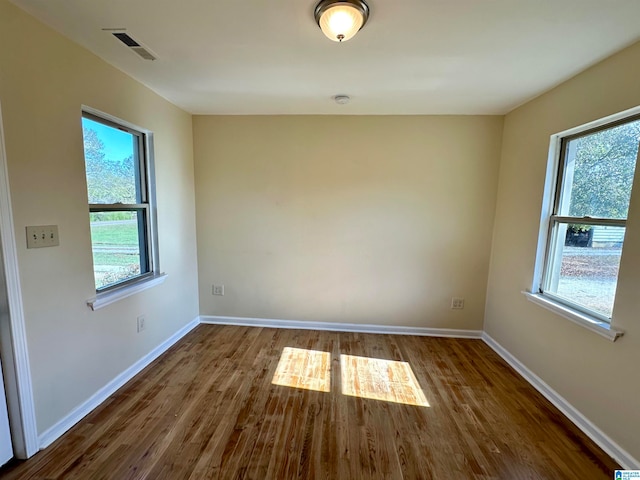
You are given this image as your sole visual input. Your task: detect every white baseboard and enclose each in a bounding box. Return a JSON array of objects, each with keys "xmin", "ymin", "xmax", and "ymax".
[
  {"xmin": 481, "ymin": 332, "xmax": 639, "ymax": 470},
  {"xmin": 38, "ymin": 317, "xmax": 200, "ymax": 449},
  {"xmin": 35, "ymin": 314, "xmax": 636, "ymax": 470},
  {"xmin": 200, "ymin": 315, "xmax": 483, "ymax": 339}
]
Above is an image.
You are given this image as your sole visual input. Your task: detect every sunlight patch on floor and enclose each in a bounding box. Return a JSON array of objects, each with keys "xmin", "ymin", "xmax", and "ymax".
[
  {"xmin": 340, "ymin": 354, "xmax": 430, "ymax": 407},
  {"xmin": 272, "ymin": 347, "xmax": 331, "ymax": 392},
  {"xmin": 272, "ymin": 348, "xmax": 429, "ymax": 406}
]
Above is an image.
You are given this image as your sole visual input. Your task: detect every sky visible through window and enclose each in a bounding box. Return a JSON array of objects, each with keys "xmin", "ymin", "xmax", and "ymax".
[
  {"xmin": 82, "ymin": 115, "xmax": 143, "ymax": 290},
  {"xmin": 82, "ymin": 117, "xmax": 133, "ymax": 163}
]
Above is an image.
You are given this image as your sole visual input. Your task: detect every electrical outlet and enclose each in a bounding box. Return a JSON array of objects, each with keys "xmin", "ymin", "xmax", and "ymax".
[
  {"xmin": 26, "ymin": 225, "xmax": 59, "ymax": 248},
  {"xmin": 137, "ymin": 315, "xmax": 146, "ymax": 333},
  {"xmin": 212, "ymin": 285, "xmax": 225, "ymax": 296},
  {"xmin": 451, "ymin": 297, "xmax": 465, "ymax": 310}
]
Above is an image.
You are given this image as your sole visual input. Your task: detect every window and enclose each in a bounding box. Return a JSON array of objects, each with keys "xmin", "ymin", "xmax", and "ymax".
[
  {"xmin": 539, "ymin": 114, "xmax": 640, "ymax": 322},
  {"xmin": 82, "ymin": 110, "xmax": 159, "ymax": 293}
]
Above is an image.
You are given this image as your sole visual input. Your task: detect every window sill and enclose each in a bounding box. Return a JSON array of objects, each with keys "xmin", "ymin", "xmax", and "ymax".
[
  {"xmin": 87, "ymin": 273, "xmax": 167, "ymax": 311},
  {"xmin": 522, "ymin": 292, "xmax": 624, "ymax": 342}
]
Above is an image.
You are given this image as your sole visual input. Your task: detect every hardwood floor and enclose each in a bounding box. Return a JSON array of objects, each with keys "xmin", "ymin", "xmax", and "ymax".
[{"xmin": 1, "ymin": 325, "xmax": 619, "ymax": 479}]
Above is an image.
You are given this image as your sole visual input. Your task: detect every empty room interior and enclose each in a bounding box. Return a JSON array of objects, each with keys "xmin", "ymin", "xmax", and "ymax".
[{"xmin": 0, "ymin": 0, "xmax": 639, "ymax": 478}]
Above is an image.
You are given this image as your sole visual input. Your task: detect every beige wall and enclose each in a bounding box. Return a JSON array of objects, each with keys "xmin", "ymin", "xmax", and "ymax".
[
  {"xmin": 485, "ymin": 41, "xmax": 640, "ymax": 461},
  {"xmin": 0, "ymin": 0, "xmax": 199, "ymax": 434},
  {"xmin": 5, "ymin": 0, "xmax": 637, "ymax": 461},
  {"xmin": 194, "ymin": 115, "xmax": 503, "ymax": 329}
]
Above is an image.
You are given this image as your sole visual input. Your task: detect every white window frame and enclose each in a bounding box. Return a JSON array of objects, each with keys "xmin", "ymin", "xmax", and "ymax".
[
  {"xmin": 525, "ymin": 106, "xmax": 640, "ymax": 342},
  {"xmin": 83, "ymin": 107, "xmax": 165, "ymax": 310}
]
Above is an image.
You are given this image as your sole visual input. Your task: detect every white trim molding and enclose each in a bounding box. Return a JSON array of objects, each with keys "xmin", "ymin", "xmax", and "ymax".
[
  {"xmin": 38, "ymin": 317, "xmax": 199, "ymax": 449},
  {"xmin": 199, "ymin": 315, "xmax": 483, "ymax": 339},
  {"xmin": 87, "ymin": 273, "xmax": 167, "ymax": 311},
  {"xmin": 522, "ymin": 292, "xmax": 623, "ymax": 342},
  {"xmin": 28, "ymin": 312, "xmax": 639, "ymax": 470},
  {"xmin": 482, "ymin": 332, "xmax": 639, "ymax": 470},
  {"xmin": 0, "ymin": 101, "xmax": 39, "ymax": 458}
]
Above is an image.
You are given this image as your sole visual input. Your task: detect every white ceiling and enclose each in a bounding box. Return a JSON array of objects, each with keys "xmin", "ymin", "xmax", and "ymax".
[{"xmin": 10, "ymin": 0, "xmax": 640, "ymax": 115}]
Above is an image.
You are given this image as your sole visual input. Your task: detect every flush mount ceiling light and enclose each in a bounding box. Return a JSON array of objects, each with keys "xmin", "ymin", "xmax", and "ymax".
[{"xmin": 314, "ymin": 0, "xmax": 370, "ymax": 43}]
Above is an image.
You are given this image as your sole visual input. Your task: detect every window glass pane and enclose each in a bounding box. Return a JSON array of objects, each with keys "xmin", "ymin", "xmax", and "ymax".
[
  {"xmin": 560, "ymin": 119, "xmax": 640, "ymax": 219},
  {"xmin": 90, "ymin": 211, "xmax": 147, "ymax": 289},
  {"xmin": 547, "ymin": 223, "xmax": 625, "ymax": 318},
  {"xmin": 82, "ymin": 117, "xmax": 140, "ymax": 204}
]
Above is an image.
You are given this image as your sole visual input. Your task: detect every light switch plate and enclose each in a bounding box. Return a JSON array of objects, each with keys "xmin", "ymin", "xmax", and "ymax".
[{"xmin": 26, "ymin": 225, "xmax": 59, "ymax": 248}]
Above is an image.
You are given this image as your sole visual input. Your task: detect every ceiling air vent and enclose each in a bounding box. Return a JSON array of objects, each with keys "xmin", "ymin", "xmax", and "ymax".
[
  {"xmin": 110, "ymin": 31, "xmax": 157, "ymax": 61},
  {"xmin": 131, "ymin": 47, "xmax": 156, "ymax": 61}
]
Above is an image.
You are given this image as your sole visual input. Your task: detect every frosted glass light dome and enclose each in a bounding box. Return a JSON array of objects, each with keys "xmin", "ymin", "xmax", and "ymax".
[{"xmin": 314, "ymin": 0, "xmax": 369, "ymax": 43}]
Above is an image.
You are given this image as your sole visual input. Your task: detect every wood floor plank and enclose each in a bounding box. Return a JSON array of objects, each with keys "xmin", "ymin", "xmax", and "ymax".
[{"xmin": 1, "ymin": 325, "xmax": 620, "ymax": 479}]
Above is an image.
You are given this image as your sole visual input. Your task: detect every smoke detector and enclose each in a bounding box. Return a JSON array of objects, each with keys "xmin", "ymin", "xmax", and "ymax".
[{"xmin": 334, "ymin": 95, "xmax": 351, "ymax": 105}]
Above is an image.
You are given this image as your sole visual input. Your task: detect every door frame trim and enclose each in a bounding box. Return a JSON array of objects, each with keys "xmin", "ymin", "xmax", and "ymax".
[{"xmin": 0, "ymin": 100, "xmax": 39, "ymax": 458}]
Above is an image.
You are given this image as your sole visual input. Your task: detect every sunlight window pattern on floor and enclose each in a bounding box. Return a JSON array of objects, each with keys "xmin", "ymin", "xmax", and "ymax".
[
  {"xmin": 340, "ymin": 354, "xmax": 429, "ymax": 407},
  {"xmin": 272, "ymin": 347, "xmax": 331, "ymax": 392}
]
